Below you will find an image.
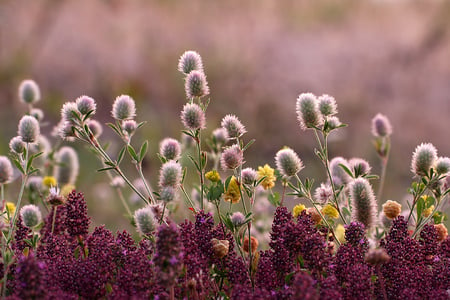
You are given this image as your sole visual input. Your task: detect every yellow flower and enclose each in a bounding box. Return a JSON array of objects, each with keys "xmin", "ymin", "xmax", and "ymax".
[
  {"xmin": 423, "ymin": 205, "xmax": 435, "ymax": 217},
  {"xmin": 335, "ymin": 224, "xmax": 346, "ymax": 244},
  {"xmin": 205, "ymin": 170, "xmax": 221, "ymax": 183},
  {"xmin": 42, "ymin": 176, "xmax": 57, "ymax": 188},
  {"xmin": 257, "ymin": 164, "xmax": 276, "ymax": 190},
  {"xmin": 5, "ymin": 202, "xmax": 16, "ymax": 216},
  {"xmin": 61, "ymin": 184, "xmax": 75, "ymax": 197},
  {"xmin": 293, "ymin": 204, "xmax": 306, "ymax": 218},
  {"xmin": 224, "ymin": 176, "xmax": 241, "ymax": 204},
  {"xmin": 322, "ymin": 204, "xmax": 339, "ymax": 219},
  {"xmin": 382, "ymin": 200, "xmax": 402, "ymax": 219}
]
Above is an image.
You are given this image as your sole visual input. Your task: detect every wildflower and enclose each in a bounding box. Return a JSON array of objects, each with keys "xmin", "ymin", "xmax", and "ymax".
[
  {"xmin": 46, "ymin": 186, "xmax": 65, "ymax": 206},
  {"xmin": 0, "ymin": 156, "xmax": 13, "ymax": 184},
  {"xmin": 18, "ymin": 79, "xmax": 40, "ymax": 104},
  {"xmin": 181, "ymin": 103, "xmax": 206, "ymax": 130},
  {"xmin": 6, "ymin": 202, "xmax": 16, "ymax": 216},
  {"xmin": 349, "ymin": 158, "xmax": 371, "ymax": 176},
  {"xmin": 61, "ymin": 102, "xmax": 80, "ymax": 124},
  {"xmin": 423, "ymin": 205, "xmax": 434, "ymax": 217},
  {"xmin": 76, "ymin": 95, "xmax": 96, "ymax": 116},
  {"xmin": 20, "ymin": 205, "xmax": 42, "ymax": 228},
  {"xmin": 382, "ymin": 200, "xmax": 402, "ymax": 219},
  {"xmin": 411, "ymin": 143, "xmax": 438, "ymax": 177},
  {"xmin": 211, "ymin": 238, "xmax": 230, "ymax": 259},
  {"xmin": 241, "ymin": 168, "xmax": 257, "ymax": 185},
  {"xmin": 65, "ymin": 190, "xmax": 90, "ymax": 237},
  {"xmin": 371, "ymin": 113, "xmax": 392, "ymax": 137},
  {"xmin": 322, "ymin": 204, "xmax": 339, "ymax": 219},
  {"xmin": 221, "ymin": 114, "xmax": 247, "ymax": 139},
  {"xmin": 205, "ymin": 170, "xmax": 221, "ymax": 182},
  {"xmin": 26, "ymin": 176, "xmax": 42, "ymax": 192},
  {"xmin": 293, "ymin": 204, "xmax": 306, "ymax": 218},
  {"xmin": 221, "ymin": 144, "xmax": 244, "ymax": 170},
  {"xmin": 335, "ymin": 224, "xmax": 345, "ymax": 244},
  {"xmin": 212, "ymin": 127, "xmax": 228, "ymax": 145},
  {"xmin": 112, "ymin": 95, "xmax": 136, "ymax": 120},
  {"xmin": 42, "ymin": 176, "xmax": 57, "ymax": 188},
  {"xmin": 87, "ymin": 119, "xmax": 103, "ymax": 138},
  {"xmin": 61, "ymin": 184, "xmax": 75, "ymax": 197},
  {"xmin": 296, "ymin": 92, "xmax": 323, "ymax": 130},
  {"xmin": 159, "ymin": 160, "xmax": 182, "ymax": 188},
  {"xmin": 122, "ymin": 119, "xmax": 137, "ymax": 136},
  {"xmin": 160, "ymin": 186, "xmax": 176, "ymax": 203},
  {"xmin": 275, "ymin": 147, "xmax": 304, "ymax": 177},
  {"xmin": 53, "ymin": 146, "xmax": 79, "ymax": 186},
  {"xmin": 326, "ymin": 116, "xmax": 342, "ymax": 130},
  {"xmin": 257, "ymin": 164, "xmax": 276, "ymax": 190},
  {"xmin": 110, "ymin": 176, "xmax": 125, "ymax": 188},
  {"xmin": 434, "ymin": 223, "xmax": 448, "ymax": 242},
  {"xmin": 230, "ymin": 211, "xmax": 246, "ymax": 226},
  {"xmin": 314, "ymin": 183, "xmax": 333, "ymax": 204},
  {"xmin": 349, "ymin": 178, "xmax": 378, "ymax": 228},
  {"xmin": 224, "ymin": 176, "xmax": 241, "ymax": 203},
  {"xmin": 307, "ymin": 207, "xmax": 322, "ymax": 224},
  {"xmin": 159, "ymin": 138, "xmax": 181, "ymax": 161},
  {"xmin": 18, "ymin": 115, "xmax": 40, "ymax": 143},
  {"xmin": 185, "ymin": 70, "xmax": 209, "ymax": 98},
  {"xmin": 318, "ymin": 94, "xmax": 338, "ymax": 116},
  {"xmin": 56, "ymin": 121, "xmax": 76, "ymax": 140},
  {"xmin": 436, "ymin": 157, "xmax": 450, "ymax": 175},
  {"xmin": 14, "ymin": 253, "xmax": 47, "ymax": 299},
  {"xmin": 330, "ymin": 157, "xmax": 352, "ymax": 186},
  {"xmin": 242, "ymin": 236, "xmax": 258, "ymax": 254},
  {"xmin": 30, "ymin": 108, "xmax": 44, "ymax": 122},
  {"xmin": 178, "ymin": 50, "xmax": 204, "ymax": 74},
  {"xmin": 134, "ymin": 206, "xmax": 156, "ymax": 236},
  {"xmin": 9, "ymin": 136, "xmax": 26, "ymax": 154}
]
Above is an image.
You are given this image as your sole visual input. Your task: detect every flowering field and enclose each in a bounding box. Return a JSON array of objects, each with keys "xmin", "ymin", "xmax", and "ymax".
[{"xmin": 0, "ymin": 51, "xmax": 449, "ymax": 299}]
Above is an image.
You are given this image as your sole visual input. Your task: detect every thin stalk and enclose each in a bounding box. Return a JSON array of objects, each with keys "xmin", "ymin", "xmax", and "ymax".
[
  {"xmin": 136, "ymin": 163, "xmax": 155, "ymax": 204},
  {"xmin": 114, "ymin": 187, "xmax": 132, "ymax": 218},
  {"xmin": 180, "ymin": 185, "xmax": 197, "ymax": 214},
  {"xmin": 195, "ymin": 131, "xmax": 205, "ymax": 210},
  {"xmin": 51, "ymin": 206, "xmax": 58, "ymax": 234},
  {"xmin": 377, "ymin": 137, "xmax": 390, "ymax": 201}
]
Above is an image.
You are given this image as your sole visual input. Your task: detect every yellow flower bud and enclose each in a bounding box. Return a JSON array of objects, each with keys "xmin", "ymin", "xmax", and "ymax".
[
  {"xmin": 205, "ymin": 170, "xmax": 221, "ymax": 183},
  {"xmin": 382, "ymin": 200, "xmax": 402, "ymax": 219},
  {"xmin": 423, "ymin": 205, "xmax": 435, "ymax": 217},
  {"xmin": 335, "ymin": 224, "xmax": 346, "ymax": 244},
  {"xmin": 293, "ymin": 204, "xmax": 306, "ymax": 218},
  {"xmin": 224, "ymin": 176, "xmax": 241, "ymax": 203},
  {"xmin": 257, "ymin": 164, "xmax": 276, "ymax": 190},
  {"xmin": 322, "ymin": 204, "xmax": 339, "ymax": 219},
  {"xmin": 42, "ymin": 176, "xmax": 57, "ymax": 188},
  {"xmin": 5, "ymin": 202, "xmax": 16, "ymax": 216},
  {"xmin": 435, "ymin": 224, "xmax": 448, "ymax": 242}
]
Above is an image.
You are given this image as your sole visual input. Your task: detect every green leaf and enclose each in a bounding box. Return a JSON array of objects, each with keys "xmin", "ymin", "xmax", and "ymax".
[
  {"xmin": 224, "ymin": 176, "xmax": 232, "ymax": 190},
  {"xmin": 242, "ymin": 139, "xmax": 255, "ymax": 152},
  {"xmin": 117, "ymin": 146, "xmax": 126, "ymax": 165},
  {"xmin": 97, "ymin": 167, "xmax": 116, "ymax": 172},
  {"xmin": 416, "ymin": 196, "xmax": 425, "ymax": 219},
  {"xmin": 137, "ymin": 121, "xmax": 146, "ymax": 129},
  {"xmin": 339, "ymin": 163, "xmax": 354, "ymax": 178},
  {"xmin": 139, "ymin": 140, "xmax": 148, "ymax": 162},
  {"xmin": 106, "ymin": 123, "xmax": 122, "ymax": 136},
  {"xmin": 342, "ymin": 206, "xmax": 351, "ymax": 218},
  {"xmin": 13, "ymin": 159, "xmax": 25, "ymax": 174},
  {"xmin": 74, "ymin": 247, "xmax": 80, "ymax": 259},
  {"xmin": 268, "ymin": 192, "xmax": 281, "ymax": 207},
  {"xmin": 104, "ymin": 161, "xmax": 116, "ymax": 167},
  {"xmin": 187, "ymin": 155, "xmax": 201, "ymax": 172},
  {"xmin": 127, "ymin": 145, "xmax": 139, "ymax": 161}
]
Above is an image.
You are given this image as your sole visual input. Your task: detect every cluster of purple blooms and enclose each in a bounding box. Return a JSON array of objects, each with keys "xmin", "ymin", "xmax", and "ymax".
[{"xmin": 1, "ymin": 190, "xmax": 449, "ymax": 299}]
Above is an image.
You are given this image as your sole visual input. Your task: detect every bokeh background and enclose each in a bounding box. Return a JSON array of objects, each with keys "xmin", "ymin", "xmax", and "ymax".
[{"xmin": 1, "ymin": 0, "xmax": 450, "ymax": 232}]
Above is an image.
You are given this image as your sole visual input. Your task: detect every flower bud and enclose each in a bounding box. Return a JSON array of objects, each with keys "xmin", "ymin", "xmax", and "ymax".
[
  {"xmin": 27, "ymin": 176, "xmax": 43, "ymax": 193},
  {"xmin": 435, "ymin": 223, "xmax": 448, "ymax": 242},
  {"xmin": 46, "ymin": 186, "xmax": 65, "ymax": 206},
  {"xmin": 349, "ymin": 178, "xmax": 378, "ymax": 228},
  {"xmin": 241, "ymin": 168, "xmax": 257, "ymax": 185},
  {"xmin": 61, "ymin": 102, "xmax": 80, "ymax": 125},
  {"xmin": 382, "ymin": 200, "xmax": 401, "ymax": 219},
  {"xmin": 322, "ymin": 204, "xmax": 339, "ymax": 219},
  {"xmin": 230, "ymin": 212, "xmax": 246, "ymax": 227},
  {"xmin": 242, "ymin": 236, "xmax": 258, "ymax": 254},
  {"xmin": 87, "ymin": 119, "xmax": 103, "ymax": 138},
  {"xmin": 122, "ymin": 120, "xmax": 137, "ymax": 136},
  {"xmin": 411, "ymin": 143, "xmax": 438, "ymax": 177},
  {"xmin": 30, "ymin": 108, "xmax": 44, "ymax": 122},
  {"xmin": 0, "ymin": 156, "xmax": 13, "ymax": 184},
  {"xmin": 159, "ymin": 161, "xmax": 182, "ymax": 188},
  {"xmin": 159, "ymin": 138, "xmax": 181, "ymax": 161},
  {"xmin": 211, "ymin": 238, "xmax": 230, "ymax": 259},
  {"xmin": 18, "ymin": 115, "xmax": 40, "ymax": 143},
  {"xmin": 178, "ymin": 50, "xmax": 204, "ymax": 74},
  {"xmin": 365, "ymin": 248, "xmax": 391, "ymax": 266},
  {"xmin": 296, "ymin": 93, "xmax": 323, "ymax": 130},
  {"xmin": 9, "ymin": 136, "xmax": 26, "ymax": 154},
  {"xmin": 53, "ymin": 146, "xmax": 79, "ymax": 186},
  {"xmin": 307, "ymin": 207, "xmax": 322, "ymax": 225},
  {"xmin": 181, "ymin": 103, "xmax": 205, "ymax": 130},
  {"xmin": 134, "ymin": 206, "xmax": 156, "ymax": 236},
  {"xmin": 257, "ymin": 164, "xmax": 276, "ymax": 190},
  {"xmin": 76, "ymin": 95, "xmax": 96, "ymax": 115},
  {"xmin": 371, "ymin": 113, "xmax": 392, "ymax": 137},
  {"xmin": 275, "ymin": 147, "xmax": 304, "ymax": 177},
  {"xmin": 221, "ymin": 114, "xmax": 246, "ymax": 139},
  {"xmin": 42, "ymin": 176, "xmax": 57, "ymax": 188},
  {"xmin": 110, "ymin": 176, "xmax": 125, "ymax": 188},
  {"xmin": 330, "ymin": 157, "xmax": 352, "ymax": 187},
  {"xmin": 20, "ymin": 204, "xmax": 42, "ymax": 228},
  {"xmin": 436, "ymin": 157, "xmax": 450, "ymax": 175},
  {"xmin": 205, "ymin": 170, "xmax": 221, "ymax": 182},
  {"xmin": 160, "ymin": 186, "xmax": 176, "ymax": 203},
  {"xmin": 185, "ymin": 70, "xmax": 209, "ymax": 99},
  {"xmin": 349, "ymin": 158, "xmax": 372, "ymax": 177},
  {"xmin": 314, "ymin": 183, "xmax": 333, "ymax": 204},
  {"xmin": 221, "ymin": 144, "xmax": 244, "ymax": 170},
  {"xmin": 326, "ymin": 116, "xmax": 342, "ymax": 130},
  {"xmin": 293, "ymin": 204, "xmax": 306, "ymax": 218},
  {"xmin": 224, "ymin": 176, "xmax": 241, "ymax": 203},
  {"xmin": 112, "ymin": 95, "xmax": 136, "ymax": 120},
  {"xmin": 318, "ymin": 94, "xmax": 337, "ymax": 116},
  {"xmin": 19, "ymin": 80, "xmax": 40, "ymax": 104},
  {"xmin": 212, "ymin": 128, "xmax": 228, "ymax": 145}
]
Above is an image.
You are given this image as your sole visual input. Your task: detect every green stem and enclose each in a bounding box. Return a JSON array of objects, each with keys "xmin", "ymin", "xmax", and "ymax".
[
  {"xmin": 377, "ymin": 137, "xmax": 390, "ymax": 202},
  {"xmin": 180, "ymin": 185, "xmax": 197, "ymax": 214},
  {"xmin": 136, "ymin": 163, "xmax": 155, "ymax": 204},
  {"xmin": 51, "ymin": 206, "xmax": 58, "ymax": 235}
]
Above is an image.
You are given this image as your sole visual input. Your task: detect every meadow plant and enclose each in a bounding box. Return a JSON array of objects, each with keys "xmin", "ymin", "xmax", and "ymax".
[{"xmin": 0, "ymin": 53, "xmax": 448, "ymax": 299}]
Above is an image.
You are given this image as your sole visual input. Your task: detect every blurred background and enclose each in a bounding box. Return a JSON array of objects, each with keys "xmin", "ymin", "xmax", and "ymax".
[{"xmin": 1, "ymin": 0, "xmax": 450, "ymax": 232}]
